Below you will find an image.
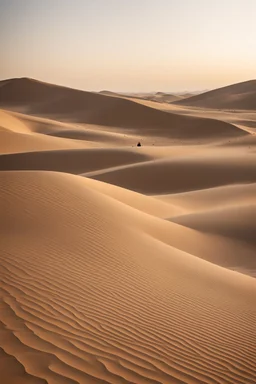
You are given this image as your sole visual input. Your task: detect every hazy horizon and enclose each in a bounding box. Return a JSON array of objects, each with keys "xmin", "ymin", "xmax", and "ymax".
[{"xmin": 0, "ymin": 0, "xmax": 255, "ymax": 92}]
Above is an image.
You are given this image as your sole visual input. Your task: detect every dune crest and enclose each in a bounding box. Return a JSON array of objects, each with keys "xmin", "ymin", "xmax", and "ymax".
[{"xmin": 174, "ymin": 79, "xmax": 256, "ymax": 110}]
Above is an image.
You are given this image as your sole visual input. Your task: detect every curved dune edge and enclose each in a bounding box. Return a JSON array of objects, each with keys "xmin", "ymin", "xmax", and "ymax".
[
  {"xmin": 75, "ymin": 176, "xmax": 183, "ymax": 218},
  {"xmin": 2, "ymin": 109, "xmax": 140, "ymax": 147},
  {"xmin": 1, "ymin": 171, "xmax": 256, "ymax": 383},
  {"xmin": 87, "ymin": 155, "xmax": 256, "ymax": 194},
  {"xmin": 170, "ymin": 205, "xmax": 256, "ymax": 246},
  {"xmin": 174, "ymin": 79, "xmax": 256, "ymax": 110},
  {"xmin": 0, "ymin": 107, "xmax": 143, "ymax": 154},
  {"xmin": 0, "ymin": 109, "xmax": 30, "ymax": 133},
  {"xmin": 71, "ymin": 175, "xmax": 256, "ymax": 277},
  {"xmin": 0, "ymin": 128, "xmax": 99, "ymax": 155},
  {"xmin": 156, "ymin": 183, "xmax": 256, "ymax": 213},
  {"xmin": 0, "ymin": 148, "xmax": 149, "ymax": 174},
  {"xmin": 0, "ymin": 109, "xmax": 101, "ymax": 154}
]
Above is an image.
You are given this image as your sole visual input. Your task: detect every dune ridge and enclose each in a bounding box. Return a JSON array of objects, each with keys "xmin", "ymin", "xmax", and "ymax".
[
  {"xmin": 0, "ymin": 148, "xmax": 148, "ymax": 174},
  {"xmin": 0, "ymin": 109, "xmax": 104, "ymax": 154},
  {"xmin": 174, "ymin": 80, "xmax": 256, "ymax": 110},
  {"xmin": 157, "ymin": 184, "xmax": 256, "ymax": 212},
  {"xmin": 171, "ymin": 205, "xmax": 256, "ymax": 245},
  {"xmin": 100, "ymin": 90, "xmax": 185, "ymax": 103},
  {"xmin": 86, "ymin": 154, "xmax": 256, "ymax": 194}
]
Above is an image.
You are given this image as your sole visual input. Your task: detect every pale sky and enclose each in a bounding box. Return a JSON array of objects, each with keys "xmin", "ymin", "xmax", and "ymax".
[{"xmin": 0, "ymin": 0, "xmax": 255, "ymax": 92}]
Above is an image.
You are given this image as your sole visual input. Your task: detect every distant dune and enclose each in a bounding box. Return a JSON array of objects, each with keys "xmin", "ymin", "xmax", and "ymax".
[
  {"xmin": 99, "ymin": 90, "xmax": 123, "ymax": 97},
  {"xmin": 0, "ymin": 78, "xmax": 247, "ymax": 141},
  {"xmin": 180, "ymin": 92, "xmax": 196, "ymax": 99},
  {"xmin": 146, "ymin": 92, "xmax": 183, "ymax": 103},
  {"xmin": 174, "ymin": 80, "xmax": 256, "ymax": 110},
  {"xmin": 134, "ymin": 92, "xmax": 184, "ymax": 103},
  {"xmin": 101, "ymin": 90, "xmax": 190, "ymax": 103}
]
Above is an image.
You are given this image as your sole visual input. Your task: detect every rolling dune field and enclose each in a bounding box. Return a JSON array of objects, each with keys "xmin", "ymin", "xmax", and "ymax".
[{"xmin": 0, "ymin": 78, "xmax": 256, "ymax": 383}]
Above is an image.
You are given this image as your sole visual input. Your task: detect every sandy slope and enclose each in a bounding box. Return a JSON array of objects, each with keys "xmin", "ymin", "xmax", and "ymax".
[
  {"xmin": 1, "ymin": 171, "xmax": 256, "ymax": 384},
  {"xmin": 0, "ymin": 109, "xmax": 102, "ymax": 154},
  {"xmin": 0, "ymin": 78, "xmax": 256, "ymax": 383},
  {"xmin": 157, "ymin": 184, "xmax": 256, "ymax": 213},
  {"xmin": 87, "ymin": 153, "xmax": 256, "ymax": 194},
  {"xmin": 0, "ymin": 148, "xmax": 148, "ymax": 174},
  {"xmin": 124, "ymin": 93, "xmax": 256, "ymax": 137},
  {"xmin": 171, "ymin": 205, "xmax": 256, "ymax": 245},
  {"xmin": 174, "ymin": 80, "xmax": 256, "ymax": 110}
]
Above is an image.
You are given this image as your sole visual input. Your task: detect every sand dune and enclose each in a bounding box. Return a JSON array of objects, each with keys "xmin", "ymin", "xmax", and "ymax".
[
  {"xmin": 171, "ymin": 205, "xmax": 256, "ymax": 245},
  {"xmin": 99, "ymin": 91, "xmax": 184, "ymax": 103},
  {"xmin": 126, "ymin": 95, "xmax": 256, "ymax": 137},
  {"xmin": 99, "ymin": 90, "xmax": 126, "ymax": 98},
  {"xmin": 1, "ymin": 171, "xmax": 256, "ymax": 383},
  {"xmin": 174, "ymin": 80, "xmax": 256, "ymax": 110},
  {"xmin": 0, "ymin": 105, "xmax": 154, "ymax": 155},
  {"xmin": 1, "ymin": 78, "xmax": 256, "ymax": 383},
  {"xmin": 179, "ymin": 93, "xmax": 196, "ymax": 99},
  {"xmin": 0, "ymin": 148, "xmax": 148, "ymax": 174},
  {"xmin": 0, "ymin": 128, "xmax": 86, "ymax": 155},
  {"xmin": 0, "ymin": 78, "xmax": 247, "ymax": 141},
  {"xmin": 71, "ymin": 176, "xmax": 182, "ymax": 218},
  {"xmin": 0, "ymin": 109, "xmax": 102, "ymax": 154},
  {"xmin": 0, "ymin": 109, "xmax": 30, "ymax": 133},
  {"xmin": 157, "ymin": 183, "xmax": 256, "ymax": 213},
  {"xmin": 70, "ymin": 176, "xmax": 256, "ymax": 276},
  {"xmin": 136, "ymin": 92, "xmax": 184, "ymax": 103},
  {"xmin": 87, "ymin": 154, "xmax": 256, "ymax": 194}
]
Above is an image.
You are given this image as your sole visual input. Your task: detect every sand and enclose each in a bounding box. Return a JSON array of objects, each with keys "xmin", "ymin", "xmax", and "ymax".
[
  {"xmin": 0, "ymin": 78, "xmax": 256, "ymax": 383},
  {"xmin": 174, "ymin": 80, "xmax": 256, "ymax": 110}
]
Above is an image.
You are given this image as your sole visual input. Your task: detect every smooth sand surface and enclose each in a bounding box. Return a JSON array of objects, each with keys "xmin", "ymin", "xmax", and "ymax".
[{"xmin": 0, "ymin": 78, "xmax": 256, "ymax": 383}]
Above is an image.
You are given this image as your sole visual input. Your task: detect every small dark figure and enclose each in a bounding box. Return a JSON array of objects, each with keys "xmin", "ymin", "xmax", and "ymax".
[{"xmin": 137, "ymin": 142, "xmax": 141, "ymax": 147}]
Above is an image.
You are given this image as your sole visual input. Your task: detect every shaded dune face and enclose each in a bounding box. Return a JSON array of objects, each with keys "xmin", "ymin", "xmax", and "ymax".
[
  {"xmin": 171, "ymin": 205, "xmax": 256, "ymax": 245},
  {"xmin": 174, "ymin": 80, "xmax": 256, "ymax": 110},
  {"xmin": 87, "ymin": 156, "xmax": 256, "ymax": 194},
  {"xmin": 0, "ymin": 149, "xmax": 149, "ymax": 174},
  {"xmin": 1, "ymin": 171, "xmax": 256, "ymax": 383},
  {"xmin": 0, "ymin": 78, "xmax": 256, "ymax": 383}
]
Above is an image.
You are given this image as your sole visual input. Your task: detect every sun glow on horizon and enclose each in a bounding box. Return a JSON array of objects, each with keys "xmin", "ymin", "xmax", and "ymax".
[{"xmin": 0, "ymin": 0, "xmax": 255, "ymax": 92}]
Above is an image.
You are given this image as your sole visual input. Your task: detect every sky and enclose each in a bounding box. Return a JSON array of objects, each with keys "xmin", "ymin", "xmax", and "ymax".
[{"xmin": 0, "ymin": 0, "xmax": 255, "ymax": 92}]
